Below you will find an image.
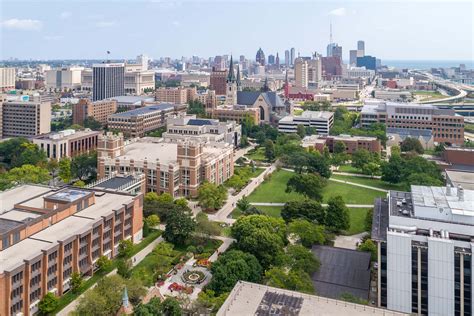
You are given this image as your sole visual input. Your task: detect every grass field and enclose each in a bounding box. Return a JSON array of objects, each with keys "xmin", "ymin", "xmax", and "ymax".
[
  {"xmin": 345, "ymin": 208, "xmax": 371, "ymax": 235},
  {"xmin": 331, "ymin": 174, "xmax": 403, "ymax": 191},
  {"xmin": 337, "ymin": 165, "xmax": 361, "ymax": 174},
  {"xmin": 247, "ymin": 170, "xmax": 385, "ymax": 205},
  {"xmin": 412, "ymin": 90, "xmax": 447, "ymax": 101},
  {"xmin": 245, "ymin": 147, "xmax": 267, "ymax": 161}
]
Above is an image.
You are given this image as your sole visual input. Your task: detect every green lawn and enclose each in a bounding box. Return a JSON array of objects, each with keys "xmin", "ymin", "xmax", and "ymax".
[
  {"xmin": 412, "ymin": 90, "xmax": 446, "ymax": 101},
  {"xmin": 345, "ymin": 208, "xmax": 371, "ymax": 235},
  {"xmin": 232, "ymin": 206, "xmax": 283, "ymax": 219},
  {"xmin": 247, "ymin": 170, "xmax": 385, "ymax": 205},
  {"xmin": 245, "ymin": 147, "xmax": 267, "ymax": 161},
  {"xmin": 234, "ymin": 166, "xmax": 265, "ymax": 178},
  {"xmin": 337, "ymin": 165, "xmax": 361, "ymax": 174},
  {"xmin": 331, "ymin": 174, "xmax": 403, "ymax": 191}
]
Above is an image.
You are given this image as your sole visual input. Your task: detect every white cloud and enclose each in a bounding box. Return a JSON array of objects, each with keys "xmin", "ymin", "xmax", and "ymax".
[
  {"xmin": 95, "ymin": 21, "xmax": 117, "ymax": 28},
  {"xmin": 60, "ymin": 11, "xmax": 72, "ymax": 19},
  {"xmin": 1, "ymin": 18, "xmax": 43, "ymax": 31},
  {"xmin": 328, "ymin": 8, "xmax": 347, "ymax": 16},
  {"xmin": 44, "ymin": 35, "xmax": 63, "ymax": 41}
]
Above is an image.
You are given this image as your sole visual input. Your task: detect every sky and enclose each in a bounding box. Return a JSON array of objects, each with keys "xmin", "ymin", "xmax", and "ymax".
[{"xmin": 1, "ymin": 0, "xmax": 473, "ymax": 61}]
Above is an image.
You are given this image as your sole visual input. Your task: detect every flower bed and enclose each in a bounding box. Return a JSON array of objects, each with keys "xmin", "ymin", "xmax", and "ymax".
[{"xmin": 181, "ymin": 270, "xmax": 206, "ymax": 285}]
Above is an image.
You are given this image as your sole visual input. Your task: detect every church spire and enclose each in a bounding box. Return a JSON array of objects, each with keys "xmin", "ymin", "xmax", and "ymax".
[
  {"xmin": 236, "ymin": 65, "xmax": 241, "ymax": 91},
  {"xmin": 227, "ymin": 55, "xmax": 236, "ymax": 83}
]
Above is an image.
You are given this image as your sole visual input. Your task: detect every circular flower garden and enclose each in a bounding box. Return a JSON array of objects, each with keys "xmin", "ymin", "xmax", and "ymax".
[{"xmin": 181, "ymin": 270, "xmax": 206, "ymax": 285}]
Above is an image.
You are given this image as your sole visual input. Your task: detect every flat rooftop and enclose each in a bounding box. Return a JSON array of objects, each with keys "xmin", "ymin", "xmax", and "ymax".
[
  {"xmin": 109, "ymin": 103, "xmax": 174, "ymax": 118},
  {"xmin": 91, "ymin": 175, "xmax": 137, "ymax": 190},
  {"xmin": 311, "ymin": 245, "xmax": 371, "ymax": 301},
  {"xmin": 411, "ymin": 185, "xmax": 474, "ymax": 215},
  {"xmin": 120, "ymin": 139, "xmax": 178, "ymax": 164},
  {"xmin": 31, "ymin": 129, "xmax": 99, "ymax": 141},
  {"xmin": 0, "ymin": 185, "xmax": 51, "ymax": 214},
  {"xmin": 76, "ymin": 192, "xmax": 133, "ymax": 220},
  {"xmin": 108, "ymin": 95, "xmax": 155, "ymax": 104},
  {"xmin": 300, "ymin": 111, "xmax": 333, "ymax": 120},
  {"xmin": 446, "ymin": 170, "xmax": 474, "ymax": 191},
  {"xmin": 217, "ymin": 281, "xmax": 407, "ymax": 316},
  {"xmin": 0, "ymin": 238, "xmax": 53, "ymax": 273}
]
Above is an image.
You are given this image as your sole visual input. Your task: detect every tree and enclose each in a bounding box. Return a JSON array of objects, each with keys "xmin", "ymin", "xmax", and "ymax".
[
  {"xmin": 288, "ymin": 219, "xmax": 325, "ymax": 247},
  {"xmin": 198, "ymin": 182, "xmax": 227, "ymax": 211},
  {"xmin": 83, "ymin": 117, "xmax": 103, "ymax": 130},
  {"xmin": 306, "ymin": 151, "xmax": 332, "ymax": 178},
  {"xmin": 134, "ymin": 297, "xmax": 162, "ymax": 316},
  {"xmin": 197, "ymin": 290, "xmax": 228, "ymax": 314},
  {"xmin": 236, "ymin": 196, "xmax": 251, "ymax": 213},
  {"xmin": 286, "ymin": 173, "xmax": 327, "ymax": 201},
  {"xmin": 70, "ymin": 272, "xmax": 83, "ymax": 294},
  {"xmin": 116, "ymin": 258, "xmax": 132, "ymax": 278},
  {"xmin": 187, "ymin": 100, "xmax": 206, "ymax": 117},
  {"xmin": 4, "ymin": 164, "xmax": 51, "ymax": 186},
  {"xmin": 163, "ymin": 207, "xmax": 196, "ymax": 245},
  {"xmin": 351, "ymin": 149, "xmax": 372, "ymax": 170},
  {"xmin": 195, "ymin": 212, "xmax": 221, "ymax": 237},
  {"xmin": 73, "ymin": 180, "xmax": 86, "ymax": 188},
  {"xmin": 264, "ymin": 140, "xmax": 275, "ymax": 161},
  {"xmin": 38, "ymin": 292, "xmax": 59, "ymax": 315},
  {"xmin": 401, "ymin": 137, "xmax": 424, "ymax": 154},
  {"xmin": 285, "ymin": 244, "xmax": 320, "ymax": 274},
  {"xmin": 58, "ymin": 157, "xmax": 72, "ymax": 183},
  {"xmin": 381, "ymin": 154, "xmax": 404, "ymax": 183},
  {"xmin": 96, "ymin": 255, "xmax": 112, "ymax": 271},
  {"xmin": 240, "ymin": 135, "xmax": 249, "ymax": 147},
  {"xmin": 71, "ymin": 152, "xmax": 97, "ymax": 181},
  {"xmin": 281, "ymin": 200, "xmax": 326, "ymax": 224},
  {"xmin": 333, "ymin": 141, "xmax": 346, "ymax": 154},
  {"xmin": 160, "ymin": 298, "xmax": 182, "ymax": 316},
  {"xmin": 2, "ymin": 140, "xmax": 47, "ymax": 169},
  {"xmin": 231, "ymin": 215, "xmax": 286, "ymax": 268},
  {"xmin": 325, "ymin": 196, "xmax": 350, "ymax": 232},
  {"xmin": 265, "ymin": 267, "xmax": 315, "ymax": 294},
  {"xmin": 365, "ymin": 208, "xmax": 373, "ymax": 232},
  {"xmin": 296, "ymin": 124, "xmax": 306, "ymax": 138},
  {"xmin": 209, "ymin": 250, "xmax": 263, "ymax": 294},
  {"xmin": 358, "ymin": 239, "xmax": 377, "ymax": 261},
  {"xmin": 118, "ymin": 239, "xmax": 134, "ymax": 258},
  {"xmin": 361, "ymin": 162, "xmax": 380, "ymax": 177},
  {"xmin": 145, "ymin": 214, "xmax": 160, "ymax": 228},
  {"xmin": 405, "ymin": 173, "xmax": 443, "ymax": 189}
]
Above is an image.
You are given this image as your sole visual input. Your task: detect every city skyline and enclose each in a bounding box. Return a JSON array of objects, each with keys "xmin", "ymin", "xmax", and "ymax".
[{"xmin": 1, "ymin": 0, "xmax": 472, "ymax": 61}]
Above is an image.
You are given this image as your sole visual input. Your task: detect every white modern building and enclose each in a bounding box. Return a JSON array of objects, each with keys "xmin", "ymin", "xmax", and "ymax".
[
  {"xmin": 372, "ymin": 185, "xmax": 474, "ymax": 315},
  {"xmin": 0, "ymin": 67, "xmax": 15, "ymax": 92},
  {"xmin": 163, "ymin": 114, "xmax": 241, "ymax": 147},
  {"xmin": 45, "ymin": 66, "xmax": 84, "ymax": 91},
  {"xmin": 278, "ymin": 111, "xmax": 334, "ymax": 135}
]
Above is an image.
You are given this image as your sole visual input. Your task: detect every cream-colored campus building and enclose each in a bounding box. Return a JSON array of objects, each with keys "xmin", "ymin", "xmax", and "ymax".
[
  {"xmin": 97, "ymin": 133, "xmax": 234, "ymax": 197},
  {"xmin": 0, "ymin": 100, "xmax": 51, "ymax": 138}
]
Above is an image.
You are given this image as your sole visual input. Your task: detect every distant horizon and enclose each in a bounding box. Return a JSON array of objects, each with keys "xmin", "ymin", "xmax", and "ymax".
[{"xmin": 1, "ymin": 1, "xmax": 472, "ymax": 61}]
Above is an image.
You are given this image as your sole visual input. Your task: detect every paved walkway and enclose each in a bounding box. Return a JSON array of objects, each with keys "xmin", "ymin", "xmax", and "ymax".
[
  {"xmin": 332, "ymin": 171, "xmax": 382, "ymax": 179},
  {"xmin": 329, "ymin": 178, "xmax": 388, "ymax": 193},
  {"xmin": 57, "ymin": 235, "xmax": 164, "ymax": 316},
  {"xmin": 208, "ymin": 163, "xmax": 277, "ymax": 222},
  {"xmin": 250, "ymin": 202, "xmax": 374, "ymax": 208},
  {"xmin": 208, "ymin": 236, "xmax": 235, "ymax": 262},
  {"xmin": 334, "ymin": 232, "xmax": 368, "ymax": 250},
  {"xmin": 233, "ymin": 143, "xmax": 256, "ymax": 162}
]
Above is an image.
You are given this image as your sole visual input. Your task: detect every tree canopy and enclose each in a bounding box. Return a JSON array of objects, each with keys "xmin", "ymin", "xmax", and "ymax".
[{"xmin": 286, "ymin": 173, "xmax": 327, "ymax": 201}]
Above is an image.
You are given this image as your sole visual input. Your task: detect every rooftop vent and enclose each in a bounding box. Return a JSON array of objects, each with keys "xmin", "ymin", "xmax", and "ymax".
[{"xmin": 457, "ymin": 185, "xmax": 464, "ymax": 201}]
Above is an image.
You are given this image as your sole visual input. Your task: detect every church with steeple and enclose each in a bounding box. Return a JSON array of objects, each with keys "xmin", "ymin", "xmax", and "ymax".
[{"xmin": 224, "ymin": 56, "xmax": 241, "ymax": 105}]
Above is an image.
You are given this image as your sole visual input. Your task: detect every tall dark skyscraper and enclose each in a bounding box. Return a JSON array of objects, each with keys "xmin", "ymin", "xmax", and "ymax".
[
  {"xmin": 285, "ymin": 50, "xmax": 290, "ymax": 66},
  {"xmin": 357, "ymin": 40, "xmax": 365, "ymax": 56},
  {"xmin": 92, "ymin": 63, "xmax": 125, "ymax": 101},
  {"xmin": 290, "ymin": 47, "xmax": 295, "ymax": 66},
  {"xmin": 268, "ymin": 54, "xmax": 275, "ymax": 65},
  {"xmin": 256, "ymin": 48, "xmax": 265, "ymax": 66}
]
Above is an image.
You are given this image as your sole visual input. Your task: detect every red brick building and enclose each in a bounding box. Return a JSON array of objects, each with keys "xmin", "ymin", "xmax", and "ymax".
[
  {"xmin": 302, "ymin": 134, "xmax": 382, "ymax": 154},
  {"xmin": 210, "ymin": 69, "xmax": 227, "ymax": 95},
  {"xmin": 443, "ymin": 147, "xmax": 474, "ymax": 166}
]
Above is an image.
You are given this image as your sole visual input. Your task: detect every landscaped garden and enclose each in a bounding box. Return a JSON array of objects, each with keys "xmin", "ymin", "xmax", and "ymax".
[
  {"xmin": 131, "ymin": 238, "xmax": 222, "ymax": 287},
  {"xmin": 245, "ymin": 147, "xmax": 267, "ymax": 162},
  {"xmin": 232, "ymin": 205, "xmax": 283, "ymax": 219},
  {"xmin": 246, "ymin": 170, "xmax": 385, "ymax": 205}
]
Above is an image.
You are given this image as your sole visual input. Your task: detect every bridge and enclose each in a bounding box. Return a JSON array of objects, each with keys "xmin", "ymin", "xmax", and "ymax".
[{"xmin": 411, "ymin": 71, "xmax": 470, "ymax": 104}]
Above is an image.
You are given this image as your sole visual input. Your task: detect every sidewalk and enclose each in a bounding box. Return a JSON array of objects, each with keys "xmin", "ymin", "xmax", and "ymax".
[
  {"xmin": 328, "ymin": 178, "xmax": 388, "ymax": 193},
  {"xmin": 250, "ymin": 202, "xmax": 374, "ymax": 208},
  {"xmin": 57, "ymin": 235, "xmax": 164, "ymax": 316},
  {"xmin": 208, "ymin": 163, "xmax": 277, "ymax": 222},
  {"xmin": 332, "ymin": 171, "xmax": 382, "ymax": 179}
]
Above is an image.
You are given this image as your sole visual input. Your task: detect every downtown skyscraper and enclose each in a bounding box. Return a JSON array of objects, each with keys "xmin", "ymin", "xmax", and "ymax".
[{"xmin": 92, "ymin": 63, "xmax": 125, "ymax": 101}]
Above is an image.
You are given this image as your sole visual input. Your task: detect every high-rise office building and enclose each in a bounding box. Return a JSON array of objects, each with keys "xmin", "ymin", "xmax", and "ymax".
[
  {"xmin": 294, "ymin": 58, "xmax": 308, "ymax": 88},
  {"xmin": 136, "ymin": 54, "xmax": 149, "ymax": 70},
  {"xmin": 1, "ymin": 100, "xmax": 51, "ymax": 138},
  {"xmin": 268, "ymin": 54, "xmax": 275, "ymax": 65},
  {"xmin": 0, "ymin": 67, "xmax": 16, "ymax": 92},
  {"xmin": 307, "ymin": 58, "xmax": 322, "ymax": 84},
  {"xmin": 372, "ymin": 185, "xmax": 474, "ymax": 315},
  {"xmin": 357, "ymin": 56, "xmax": 377, "ymax": 70},
  {"xmin": 357, "ymin": 40, "xmax": 365, "ymax": 56},
  {"xmin": 290, "ymin": 48, "xmax": 295, "ymax": 66},
  {"xmin": 275, "ymin": 53, "xmax": 280, "ymax": 68},
  {"xmin": 285, "ymin": 50, "xmax": 290, "ymax": 67},
  {"xmin": 349, "ymin": 50, "xmax": 358, "ymax": 66},
  {"xmin": 256, "ymin": 48, "xmax": 265, "ymax": 66},
  {"xmin": 92, "ymin": 63, "xmax": 125, "ymax": 101}
]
